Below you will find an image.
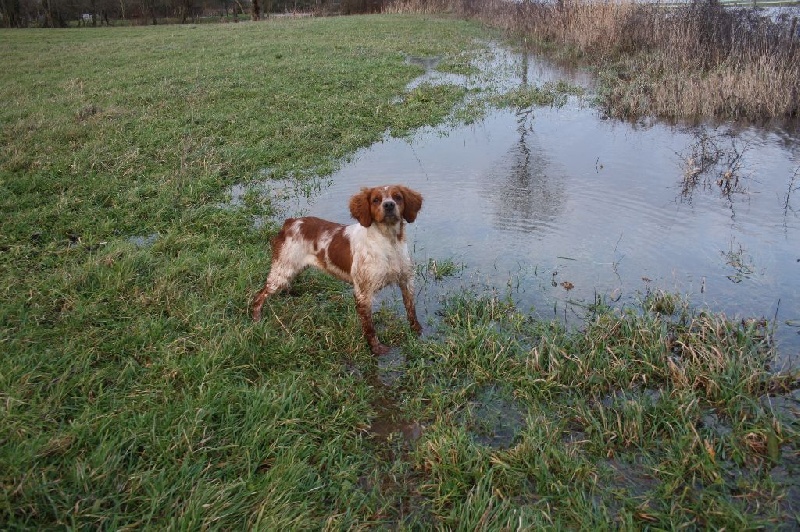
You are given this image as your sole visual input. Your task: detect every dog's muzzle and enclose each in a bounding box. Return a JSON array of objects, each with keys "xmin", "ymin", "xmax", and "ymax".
[{"xmin": 382, "ymin": 200, "xmax": 398, "ymax": 218}]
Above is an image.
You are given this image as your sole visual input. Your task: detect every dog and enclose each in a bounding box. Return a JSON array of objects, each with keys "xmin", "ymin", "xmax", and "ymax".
[{"xmin": 251, "ymin": 185, "xmax": 424, "ymax": 355}]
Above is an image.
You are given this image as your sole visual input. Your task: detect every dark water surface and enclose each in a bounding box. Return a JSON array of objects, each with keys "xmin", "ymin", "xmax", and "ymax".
[{"xmin": 234, "ymin": 43, "xmax": 800, "ymax": 366}]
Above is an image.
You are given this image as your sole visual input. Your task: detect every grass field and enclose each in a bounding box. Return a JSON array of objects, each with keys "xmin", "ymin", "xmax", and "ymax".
[{"xmin": 2, "ymin": 15, "xmax": 799, "ymax": 529}]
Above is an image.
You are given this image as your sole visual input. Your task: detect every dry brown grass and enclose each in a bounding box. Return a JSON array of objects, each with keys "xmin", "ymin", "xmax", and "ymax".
[
  {"xmin": 386, "ymin": 0, "xmax": 800, "ymax": 121},
  {"xmin": 382, "ymin": 0, "xmax": 461, "ymax": 14}
]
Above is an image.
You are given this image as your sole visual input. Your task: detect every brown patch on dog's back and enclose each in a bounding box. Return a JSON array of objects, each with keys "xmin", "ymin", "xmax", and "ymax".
[
  {"xmin": 296, "ymin": 217, "xmax": 330, "ymax": 244},
  {"xmin": 325, "ymin": 227, "xmax": 353, "ymax": 275},
  {"xmin": 294, "ymin": 217, "xmax": 353, "ymax": 278}
]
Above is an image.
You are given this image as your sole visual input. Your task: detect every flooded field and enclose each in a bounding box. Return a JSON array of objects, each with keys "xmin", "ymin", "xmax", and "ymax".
[{"xmin": 232, "ymin": 43, "xmax": 800, "ymax": 366}]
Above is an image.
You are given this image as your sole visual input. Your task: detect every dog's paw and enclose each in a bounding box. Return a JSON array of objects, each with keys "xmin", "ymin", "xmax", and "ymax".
[{"xmin": 370, "ymin": 342, "xmax": 391, "ymax": 356}]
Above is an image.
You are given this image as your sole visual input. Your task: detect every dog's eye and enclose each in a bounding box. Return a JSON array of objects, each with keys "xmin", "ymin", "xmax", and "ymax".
[
  {"xmin": 392, "ymin": 194, "xmax": 402, "ymax": 203},
  {"xmin": 372, "ymin": 197, "xmax": 381, "ymax": 204}
]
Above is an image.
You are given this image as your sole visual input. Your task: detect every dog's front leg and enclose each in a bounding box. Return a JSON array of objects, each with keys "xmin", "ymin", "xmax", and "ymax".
[
  {"xmin": 354, "ymin": 290, "xmax": 389, "ymax": 355},
  {"xmin": 400, "ymin": 279, "xmax": 422, "ymax": 335}
]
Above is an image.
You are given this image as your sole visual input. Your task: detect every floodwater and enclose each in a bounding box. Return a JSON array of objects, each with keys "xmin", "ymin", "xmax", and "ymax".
[{"xmin": 232, "ymin": 43, "xmax": 800, "ymax": 367}]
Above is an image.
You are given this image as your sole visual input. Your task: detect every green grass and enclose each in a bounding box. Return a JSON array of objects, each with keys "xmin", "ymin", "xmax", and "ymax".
[
  {"xmin": 419, "ymin": 257, "xmax": 464, "ymax": 281},
  {"xmin": 1, "ymin": 15, "xmax": 798, "ymax": 529}
]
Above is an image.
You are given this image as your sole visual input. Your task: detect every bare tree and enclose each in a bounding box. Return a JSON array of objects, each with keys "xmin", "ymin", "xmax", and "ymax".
[
  {"xmin": 0, "ymin": 0, "xmax": 24, "ymax": 27},
  {"xmin": 178, "ymin": 0, "xmax": 195, "ymax": 22}
]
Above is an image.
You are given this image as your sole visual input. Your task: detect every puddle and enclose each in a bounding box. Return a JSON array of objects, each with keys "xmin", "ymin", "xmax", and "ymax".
[
  {"xmin": 368, "ymin": 410, "xmax": 424, "ymax": 445},
  {"xmin": 376, "ymin": 348, "xmax": 407, "ymax": 387},
  {"xmin": 219, "ymin": 173, "xmax": 332, "ymax": 222},
  {"xmin": 346, "ymin": 353, "xmax": 422, "ymax": 445},
  {"xmin": 128, "ymin": 233, "xmax": 158, "ymax": 248},
  {"xmin": 463, "ymin": 385, "xmax": 526, "ymax": 449},
  {"xmin": 229, "ymin": 41, "xmax": 800, "ymax": 367},
  {"xmin": 354, "ymin": 368, "xmax": 516, "ymax": 451},
  {"xmin": 403, "ymin": 55, "xmax": 442, "ymax": 91},
  {"xmin": 600, "ymin": 456, "xmax": 661, "ymax": 519},
  {"xmin": 361, "ymin": 363, "xmax": 424, "ymax": 445}
]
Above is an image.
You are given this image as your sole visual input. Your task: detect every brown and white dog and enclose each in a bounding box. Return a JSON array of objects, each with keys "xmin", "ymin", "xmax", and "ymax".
[{"xmin": 251, "ymin": 185, "xmax": 424, "ymax": 355}]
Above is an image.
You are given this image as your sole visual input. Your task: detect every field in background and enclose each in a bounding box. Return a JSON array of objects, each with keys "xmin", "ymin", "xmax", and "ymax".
[{"xmin": 1, "ymin": 15, "xmax": 799, "ymax": 529}]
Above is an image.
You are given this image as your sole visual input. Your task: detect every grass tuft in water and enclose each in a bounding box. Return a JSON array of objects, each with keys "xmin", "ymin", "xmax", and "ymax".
[
  {"xmin": 493, "ymin": 79, "xmax": 584, "ymax": 110},
  {"xmin": 419, "ymin": 257, "xmax": 465, "ymax": 281}
]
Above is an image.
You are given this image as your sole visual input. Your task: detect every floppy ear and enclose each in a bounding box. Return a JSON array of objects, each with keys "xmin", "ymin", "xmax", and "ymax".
[
  {"xmin": 349, "ymin": 188, "xmax": 373, "ymax": 227},
  {"xmin": 399, "ymin": 186, "xmax": 423, "ymax": 223}
]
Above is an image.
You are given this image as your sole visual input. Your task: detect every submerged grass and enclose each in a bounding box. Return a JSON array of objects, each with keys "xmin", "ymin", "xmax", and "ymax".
[{"xmin": 2, "ymin": 14, "xmax": 799, "ymax": 529}]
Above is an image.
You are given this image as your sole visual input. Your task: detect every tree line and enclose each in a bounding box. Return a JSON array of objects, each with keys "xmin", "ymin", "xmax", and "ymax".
[{"xmin": 0, "ymin": 0, "xmax": 384, "ymax": 27}]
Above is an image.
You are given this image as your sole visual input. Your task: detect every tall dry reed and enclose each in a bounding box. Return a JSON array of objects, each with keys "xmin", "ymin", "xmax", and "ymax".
[{"xmin": 382, "ymin": 0, "xmax": 461, "ymax": 14}]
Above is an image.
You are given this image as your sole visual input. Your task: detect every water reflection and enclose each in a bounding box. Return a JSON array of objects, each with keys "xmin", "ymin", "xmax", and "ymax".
[
  {"xmin": 485, "ymin": 111, "xmax": 564, "ymax": 234},
  {"xmin": 784, "ymin": 167, "xmax": 800, "ymax": 229},
  {"xmin": 484, "ymin": 49, "xmax": 566, "ymax": 235}
]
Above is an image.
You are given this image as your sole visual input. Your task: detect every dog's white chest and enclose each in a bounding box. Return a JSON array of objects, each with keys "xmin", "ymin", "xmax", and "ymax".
[{"xmin": 347, "ymin": 224, "xmax": 412, "ymax": 287}]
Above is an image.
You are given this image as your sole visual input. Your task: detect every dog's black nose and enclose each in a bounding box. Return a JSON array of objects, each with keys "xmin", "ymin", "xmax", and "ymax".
[{"xmin": 383, "ymin": 201, "xmax": 396, "ymax": 212}]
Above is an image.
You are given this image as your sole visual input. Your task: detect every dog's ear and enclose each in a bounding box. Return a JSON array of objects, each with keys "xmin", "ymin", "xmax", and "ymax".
[
  {"xmin": 349, "ymin": 187, "xmax": 373, "ymax": 227},
  {"xmin": 399, "ymin": 186, "xmax": 423, "ymax": 223}
]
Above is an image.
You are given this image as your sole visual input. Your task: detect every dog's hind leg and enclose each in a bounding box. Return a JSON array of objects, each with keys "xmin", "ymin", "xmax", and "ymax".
[
  {"xmin": 251, "ymin": 229, "xmax": 305, "ymax": 322},
  {"xmin": 251, "ymin": 275, "xmax": 284, "ymax": 322}
]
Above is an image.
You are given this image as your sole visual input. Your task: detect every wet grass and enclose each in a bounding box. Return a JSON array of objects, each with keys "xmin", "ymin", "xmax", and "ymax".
[
  {"xmin": 409, "ymin": 292, "xmax": 799, "ymax": 528},
  {"xmin": 2, "ymin": 14, "xmax": 799, "ymax": 529},
  {"xmin": 492, "ymin": 79, "xmax": 584, "ymax": 111}
]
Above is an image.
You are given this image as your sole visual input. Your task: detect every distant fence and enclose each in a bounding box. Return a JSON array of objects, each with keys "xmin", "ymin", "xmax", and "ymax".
[
  {"xmin": 718, "ymin": 0, "xmax": 800, "ymax": 6},
  {"xmin": 658, "ymin": 0, "xmax": 800, "ymax": 9}
]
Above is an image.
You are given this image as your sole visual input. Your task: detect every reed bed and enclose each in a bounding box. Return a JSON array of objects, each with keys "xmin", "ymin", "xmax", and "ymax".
[{"xmin": 386, "ymin": 0, "xmax": 800, "ymax": 121}]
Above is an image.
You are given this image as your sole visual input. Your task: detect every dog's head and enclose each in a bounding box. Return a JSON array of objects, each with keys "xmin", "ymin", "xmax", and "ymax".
[{"xmin": 349, "ymin": 185, "xmax": 423, "ymax": 228}]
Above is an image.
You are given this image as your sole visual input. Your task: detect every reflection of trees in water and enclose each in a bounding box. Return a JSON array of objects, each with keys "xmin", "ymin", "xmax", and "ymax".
[
  {"xmin": 485, "ymin": 50, "xmax": 565, "ymax": 234},
  {"xmin": 485, "ymin": 109, "xmax": 565, "ymax": 234},
  {"xmin": 677, "ymin": 128, "xmax": 755, "ymax": 225},
  {"xmin": 784, "ymin": 167, "xmax": 800, "ymax": 231},
  {"xmin": 678, "ymin": 129, "xmax": 750, "ymax": 202}
]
